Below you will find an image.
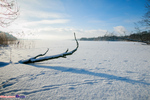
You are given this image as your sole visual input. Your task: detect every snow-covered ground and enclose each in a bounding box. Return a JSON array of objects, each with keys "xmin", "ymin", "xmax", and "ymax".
[{"xmin": 0, "ymin": 40, "xmax": 150, "ymax": 100}]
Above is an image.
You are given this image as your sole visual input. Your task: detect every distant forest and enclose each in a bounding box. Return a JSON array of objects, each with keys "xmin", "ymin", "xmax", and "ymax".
[{"xmin": 80, "ymin": 31, "xmax": 150, "ymax": 44}]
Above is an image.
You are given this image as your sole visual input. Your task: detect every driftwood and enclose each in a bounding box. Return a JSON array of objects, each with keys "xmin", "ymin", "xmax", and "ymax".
[{"xmin": 19, "ymin": 33, "xmax": 79, "ymax": 64}]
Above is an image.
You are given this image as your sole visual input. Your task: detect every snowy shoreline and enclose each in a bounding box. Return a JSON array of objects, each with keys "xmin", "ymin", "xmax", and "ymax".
[{"xmin": 0, "ymin": 41, "xmax": 150, "ymax": 100}]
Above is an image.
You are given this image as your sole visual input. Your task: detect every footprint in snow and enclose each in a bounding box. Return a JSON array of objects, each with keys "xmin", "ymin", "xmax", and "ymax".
[
  {"xmin": 104, "ymin": 80, "xmax": 113, "ymax": 85},
  {"xmin": 124, "ymin": 60, "xmax": 128, "ymax": 62},
  {"xmin": 83, "ymin": 80, "xmax": 98, "ymax": 85},
  {"xmin": 0, "ymin": 78, "xmax": 17, "ymax": 88},
  {"xmin": 68, "ymin": 87, "xmax": 75, "ymax": 90},
  {"xmin": 126, "ymin": 71, "xmax": 134, "ymax": 73}
]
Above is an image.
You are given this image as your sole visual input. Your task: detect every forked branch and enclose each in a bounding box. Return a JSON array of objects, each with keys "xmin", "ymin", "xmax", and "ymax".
[{"xmin": 19, "ymin": 33, "xmax": 79, "ymax": 64}]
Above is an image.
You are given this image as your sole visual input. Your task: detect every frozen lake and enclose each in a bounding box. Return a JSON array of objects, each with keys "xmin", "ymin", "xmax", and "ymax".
[{"xmin": 0, "ymin": 40, "xmax": 150, "ymax": 100}]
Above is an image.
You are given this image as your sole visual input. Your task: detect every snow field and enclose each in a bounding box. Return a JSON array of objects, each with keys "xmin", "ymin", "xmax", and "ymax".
[{"xmin": 0, "ymin": 41, "xmax": 150, "ymax": 100}]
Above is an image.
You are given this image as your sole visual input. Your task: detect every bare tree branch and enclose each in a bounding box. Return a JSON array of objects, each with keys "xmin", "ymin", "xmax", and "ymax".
[
  {"xmin": 19, "ymin": 33, "xmax": 79, "ymax": 64},
  {"xmin": 32, "ymin": 48, "xmax": 49, "ymax": 59},
  {"xmin": 0, "ymin": 0, "xmax": 19, "ymax": 27},
  {"xmin": 138, "ymin": 0, "xmax": 150, "ymax": 28}
]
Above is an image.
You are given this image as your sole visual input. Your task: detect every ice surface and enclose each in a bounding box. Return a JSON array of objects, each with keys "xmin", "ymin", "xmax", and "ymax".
[{"xmin": 0, "ymin": 41, "xmax": 150, "ymax": 100}]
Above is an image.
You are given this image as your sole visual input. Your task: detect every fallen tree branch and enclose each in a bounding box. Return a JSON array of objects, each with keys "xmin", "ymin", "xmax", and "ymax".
[
  {"xmin": 19, "ymin": 33, "xmax": 79, "ymax": 64},
  {"xmin": 33, "ymin": 48, "xmax": 49, "ymax": 59}
]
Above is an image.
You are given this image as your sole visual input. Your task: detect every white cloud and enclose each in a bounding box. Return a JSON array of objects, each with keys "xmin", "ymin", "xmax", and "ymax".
[
  {"xmin": 9, "ymin": 0, "xmax": 70, "ymax": 35},
  {"xmin": 0, "ymin": 0, "xmax": 108, "ymax": 40},
  {"xmin": 0, "ymin": 18, "xmax": 107, "ymax": 40},
  {"xmin": 34, "ymin": 27, "xmax": 107, "ymax": 40},
  {"xmin": 18, "ymin": 0, "xmax": 68, "ymax": 19},
  {"xmin": 18, "ymin": 0, "xmax": 64, "ymax": 11},
  {"xmin": 20, "ymin": 10, "xmax": 69, "ymax": 19},
  {"xmin": 124, "ymin": 18, "xmax": 139, "ymax": 24},
  {"xmin": 113, "ymin": 26, "xmax": 127, "ymax": 35},
  {"xmin": 22, "ymin": 19, "xmax": 70, "ymax": 27},
  {"xmin": 83, "ymin": 29, "xmax": 107, "ymax": 37}
]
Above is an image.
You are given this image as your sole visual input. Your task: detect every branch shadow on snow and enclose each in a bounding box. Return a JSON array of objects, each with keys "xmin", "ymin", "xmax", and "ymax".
[
  {"xmin": 0, "ymin": 62, "xmax": 9, "ymax": 67},
  {"xmin": 31, "ymin": 64, "xmax": 150, "ymax": 85}
]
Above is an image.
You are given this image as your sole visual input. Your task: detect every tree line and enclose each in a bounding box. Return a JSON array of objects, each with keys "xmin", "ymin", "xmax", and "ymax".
[
  {"xmin": 80, "ymin": 31, "xmax": 150, "ymax": 44},
  {"xmin": 0, "ymin": 31, "xmax": 17, "ymax": 46}
]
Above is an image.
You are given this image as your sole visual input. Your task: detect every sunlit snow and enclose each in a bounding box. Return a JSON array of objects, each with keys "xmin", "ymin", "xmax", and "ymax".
[{"xmin": 0, "ymin": 41, "xmax": 150, "ymax": 100}]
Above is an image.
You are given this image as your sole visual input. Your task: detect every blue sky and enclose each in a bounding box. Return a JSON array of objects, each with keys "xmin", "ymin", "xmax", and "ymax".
[{"xmin": 0, "ymin": 0, "xmax": 146, "ymax": 39}]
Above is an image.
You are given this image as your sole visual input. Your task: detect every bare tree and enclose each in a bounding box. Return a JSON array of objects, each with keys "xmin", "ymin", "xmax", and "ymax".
[
  {"xmin": 19, "ymin": 33, "xmax": 79, "ymax": 64},
  {"xmin": 126, "ymin": 0, "xmax": 150, "ymax": 45},
  {"xmin": 0, "ymin": 0, "xmax": 19, "ymax": 27},
  {"xmin": 138, "ymin": 0, "xmax": 150, "ymax": 28}
]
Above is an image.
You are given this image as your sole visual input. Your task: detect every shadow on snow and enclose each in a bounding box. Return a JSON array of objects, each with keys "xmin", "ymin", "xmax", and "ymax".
[
  {"xmin": 31, "ymin": 64, "xmax": 150, "ymax": 85},
  {"xmin": 0, "ymin": 62, "xmax": 9, "ymax": 67},
  {"xmin": 1, "ymin": 64, "xmax": 150, "ymax": 96}
]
